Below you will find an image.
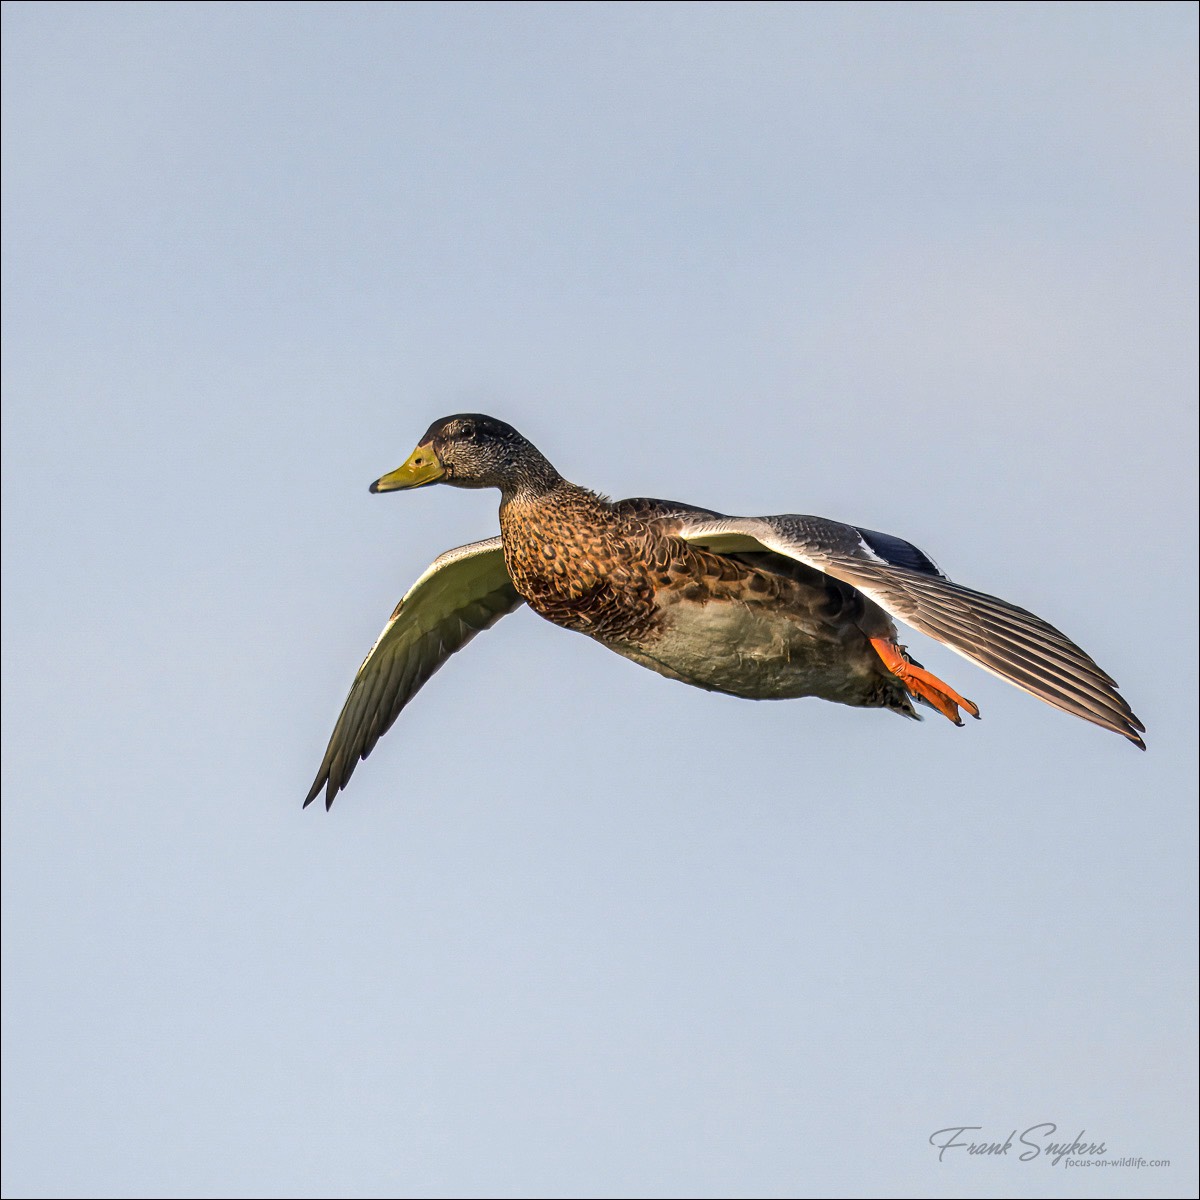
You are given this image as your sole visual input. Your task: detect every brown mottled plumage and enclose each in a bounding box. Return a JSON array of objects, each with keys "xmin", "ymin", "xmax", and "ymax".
[{"xmin": 304, "ymin": 414, "xmax": 1144, "ymax": 808}]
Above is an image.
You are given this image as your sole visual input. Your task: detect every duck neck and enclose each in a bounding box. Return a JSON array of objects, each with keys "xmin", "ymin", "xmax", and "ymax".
[{"xmin": 499, "ymin": 451, "xmax": 567, "ymax": 504}]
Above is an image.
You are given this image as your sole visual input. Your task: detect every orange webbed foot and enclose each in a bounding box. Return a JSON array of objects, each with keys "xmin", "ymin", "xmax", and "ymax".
[{"xmin": 870, "ymin": 637, "xmax": 981, "ymax": 726}]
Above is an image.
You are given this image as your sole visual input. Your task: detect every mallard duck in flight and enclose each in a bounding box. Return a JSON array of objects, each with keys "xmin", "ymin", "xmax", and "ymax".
[{"xmin": 305, "ymin": 414, "xmax": 1144, "ymax": 808}]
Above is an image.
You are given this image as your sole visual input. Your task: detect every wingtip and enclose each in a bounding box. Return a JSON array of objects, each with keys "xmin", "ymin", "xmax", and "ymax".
[{"xmin": 302, "ymin": 776, "xmax": 344, "ymax": 810}]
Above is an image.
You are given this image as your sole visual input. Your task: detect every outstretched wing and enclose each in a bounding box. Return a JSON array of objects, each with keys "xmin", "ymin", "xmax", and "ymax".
[
  {"xmin": 305, "ymin": 537, "xmax": 524, "ymax": 808},
  {"xmin": 675, "ymin": 513, "xmax": 1145, "ymax": 748}
]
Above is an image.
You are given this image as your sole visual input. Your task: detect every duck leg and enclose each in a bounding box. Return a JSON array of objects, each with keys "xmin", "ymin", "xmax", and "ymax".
[{"xmin": 870, "ymin": 637, "xmax": 981, "ymax": 726}]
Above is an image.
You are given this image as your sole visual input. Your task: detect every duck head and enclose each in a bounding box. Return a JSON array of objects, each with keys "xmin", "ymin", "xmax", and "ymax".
[{"xmin": 370, "ymin": 414, "xmax": 561, "ymax": 495}]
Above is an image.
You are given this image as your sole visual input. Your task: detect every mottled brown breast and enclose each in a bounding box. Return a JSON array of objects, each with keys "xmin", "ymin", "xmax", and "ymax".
[{"xmin": 499, "ymin": 486, "xmax": 659, "ymax": 639}]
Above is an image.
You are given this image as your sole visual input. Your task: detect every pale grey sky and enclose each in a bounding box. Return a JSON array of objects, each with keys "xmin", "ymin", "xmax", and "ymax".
[{"xmin": 2, "ymin": 3, "xmax": 1196, "ymax": 1198}]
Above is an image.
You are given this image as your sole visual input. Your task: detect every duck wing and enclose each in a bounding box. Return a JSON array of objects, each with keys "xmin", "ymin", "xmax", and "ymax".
[
  {"xmin": 305, "ymin": 537, "xmax": 524, "ymax": 808},
  {"xmin": 671, "ymin": 512, "xmax": 1145, "ymax": 748}
]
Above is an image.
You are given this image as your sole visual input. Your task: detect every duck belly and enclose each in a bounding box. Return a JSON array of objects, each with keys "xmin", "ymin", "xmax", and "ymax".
[{"xmin": 602, "ymin": 596, "xmax": 888, "ymax": 705}]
